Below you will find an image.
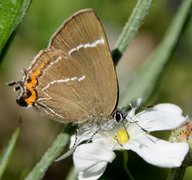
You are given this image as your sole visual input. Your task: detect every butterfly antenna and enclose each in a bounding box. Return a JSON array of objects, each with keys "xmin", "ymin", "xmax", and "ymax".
[{"xmin": 126, "ymin": 114, "xmax": 149, "ymax": 133}]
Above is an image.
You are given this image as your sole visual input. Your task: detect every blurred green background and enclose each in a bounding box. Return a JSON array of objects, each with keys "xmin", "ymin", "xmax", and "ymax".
[{"xmin": 0, "ymin": 0, "xmax": 192, "ymax": 179}]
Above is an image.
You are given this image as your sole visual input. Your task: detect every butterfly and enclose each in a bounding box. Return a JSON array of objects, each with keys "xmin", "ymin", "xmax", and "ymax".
[{"xmin": 8, "ymin": 9, "xmax": 125, "ymax": 124}]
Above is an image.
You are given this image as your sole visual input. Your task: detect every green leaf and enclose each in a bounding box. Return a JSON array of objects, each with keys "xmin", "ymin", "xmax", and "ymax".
[
  {"xmin": 112, "ymin": 0, "xmax": 153, "ymax": 65},
  {"xmin": 119, "ymin": 0, "xmax": 192, "ymax": 107},
  {"xmin": 25, "ymin": 132, "xmax": 69, "ymax": 180},
  {"xmin": 0, "ymin": 0, "xmax": 32, "ymax": 61},
  {"xmin": 0, "ymin": 127, "xmax": 20, "ymax": 179},
  {"xmin": 66, "ymin": 166, "xmax": 77, "ymax": 180}
]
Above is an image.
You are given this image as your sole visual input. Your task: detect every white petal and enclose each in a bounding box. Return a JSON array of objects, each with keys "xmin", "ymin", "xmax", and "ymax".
[
  {"xmin": 70, "ymin": 129, "xmax": 96, "ymax": 149},
  {"xmin": 55, "ymin": 130, "xmax": 95, "ymax": 161},
  {"xmin": 133, "ymin": 103, "xmax": 187, "ymax": 131},
  {"xmin": 127, "ymin": 108, "xmax": 136, "ymax": 119},
  {"xmin": 56, "ymin": 130, "xmax": 95, "ymax": 161},
  {"xmin": 78, "ymin": 162, "xmax": 107, "ymax": 180},
  {"xmin": 73, "ymin": 140, "xmax": 116, "ymax": 180},
  {"xmin": 124, "ymin": 134, "xmax": 189, "ymax": 168}
]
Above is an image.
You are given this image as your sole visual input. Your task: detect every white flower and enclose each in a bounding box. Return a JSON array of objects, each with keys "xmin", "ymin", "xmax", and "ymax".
[{"xmin": 70, "ymin": 104, "xmax": 189, "ymax": 180}]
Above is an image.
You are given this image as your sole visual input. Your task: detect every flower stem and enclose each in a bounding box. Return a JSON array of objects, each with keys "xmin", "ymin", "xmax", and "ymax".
[
  {"xmin": 123, "ymin": 151, "xmax": 135, "ymax": 180},
  {"xmin": 0, "ymin": 127, "xmax": 20, "ymax": 179},
  {"xmin": 66, "ymin": 166, "xmax": 77, "ymax": 180},
  {"xmin": 25, "ymin": 132, "xmax": 69, "ymax": 180},
  {"xmin": 112, "ymin": 0, "xmax": 153, "ymax": 65},
  {"xmin": 119, "ymin": 0, "xmax": 192, "ymax": 107},
  {"xmin": 167, "ymin": 166, "xmax": 187, "ymax": 180}
]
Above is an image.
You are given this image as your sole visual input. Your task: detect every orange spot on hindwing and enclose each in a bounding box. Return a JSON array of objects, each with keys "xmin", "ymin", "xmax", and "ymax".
[{"xmin": 24, "ymin": 61, "xmax": 48, "ymax": 106}]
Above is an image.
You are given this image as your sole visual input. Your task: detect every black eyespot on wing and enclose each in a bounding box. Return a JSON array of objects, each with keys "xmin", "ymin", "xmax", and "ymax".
[
  {"xmin": 16, "ymin": 98, "xmax": 28, "ymax": 107},
  {"xmin": 15, "ymin": 86, "xmax": 21, "ymax": 91},
  {"xmin": 16, "ymin": 90, "xmax": 32, "ymax": 107}
]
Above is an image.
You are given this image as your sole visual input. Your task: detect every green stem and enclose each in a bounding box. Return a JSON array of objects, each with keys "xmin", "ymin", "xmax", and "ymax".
[
  {"xmin": 112, "ymin": 0, "xmax": 153, "ymax": 65},
  {"xmin": 66, "ymin": 166, "xmax": 77, "ymax": 180},
  {"xmin": 119, "ymin": 0, "xmax": 192, "ymax": 107},
  {"xmin": 167, "ymin": 151, "xmax": 192, "ymax": 180},
  {"xmin": 167, "ymin": 166, "xmax": 187, "ymax": 180},
  {"xmin": 123, "ymin": 151, "xmax": 135, "ymax": 180},
  {"xmin": 0, "ymin": 127, "xmax": 20, "ymax": 179},
  {"xmin": 25, "ymin": 133, "xmax": 69, "ymax": 180}
]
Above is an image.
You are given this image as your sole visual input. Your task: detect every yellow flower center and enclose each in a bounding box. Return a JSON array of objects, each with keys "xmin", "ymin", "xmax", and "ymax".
[{"xmin": 116, "ymin": 128, "xmax": 129, "ymax": 144}]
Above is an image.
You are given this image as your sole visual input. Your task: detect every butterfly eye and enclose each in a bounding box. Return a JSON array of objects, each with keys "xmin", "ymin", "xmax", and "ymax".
[{"xmin": 113, "ymin": 110, "xmax": 124, "ymax": 123}]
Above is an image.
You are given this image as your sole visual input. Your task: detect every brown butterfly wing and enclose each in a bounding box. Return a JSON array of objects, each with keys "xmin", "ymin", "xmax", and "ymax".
[{"xmin": 33, "ymin": 9, "xmax": 118, "ymax": 123}]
